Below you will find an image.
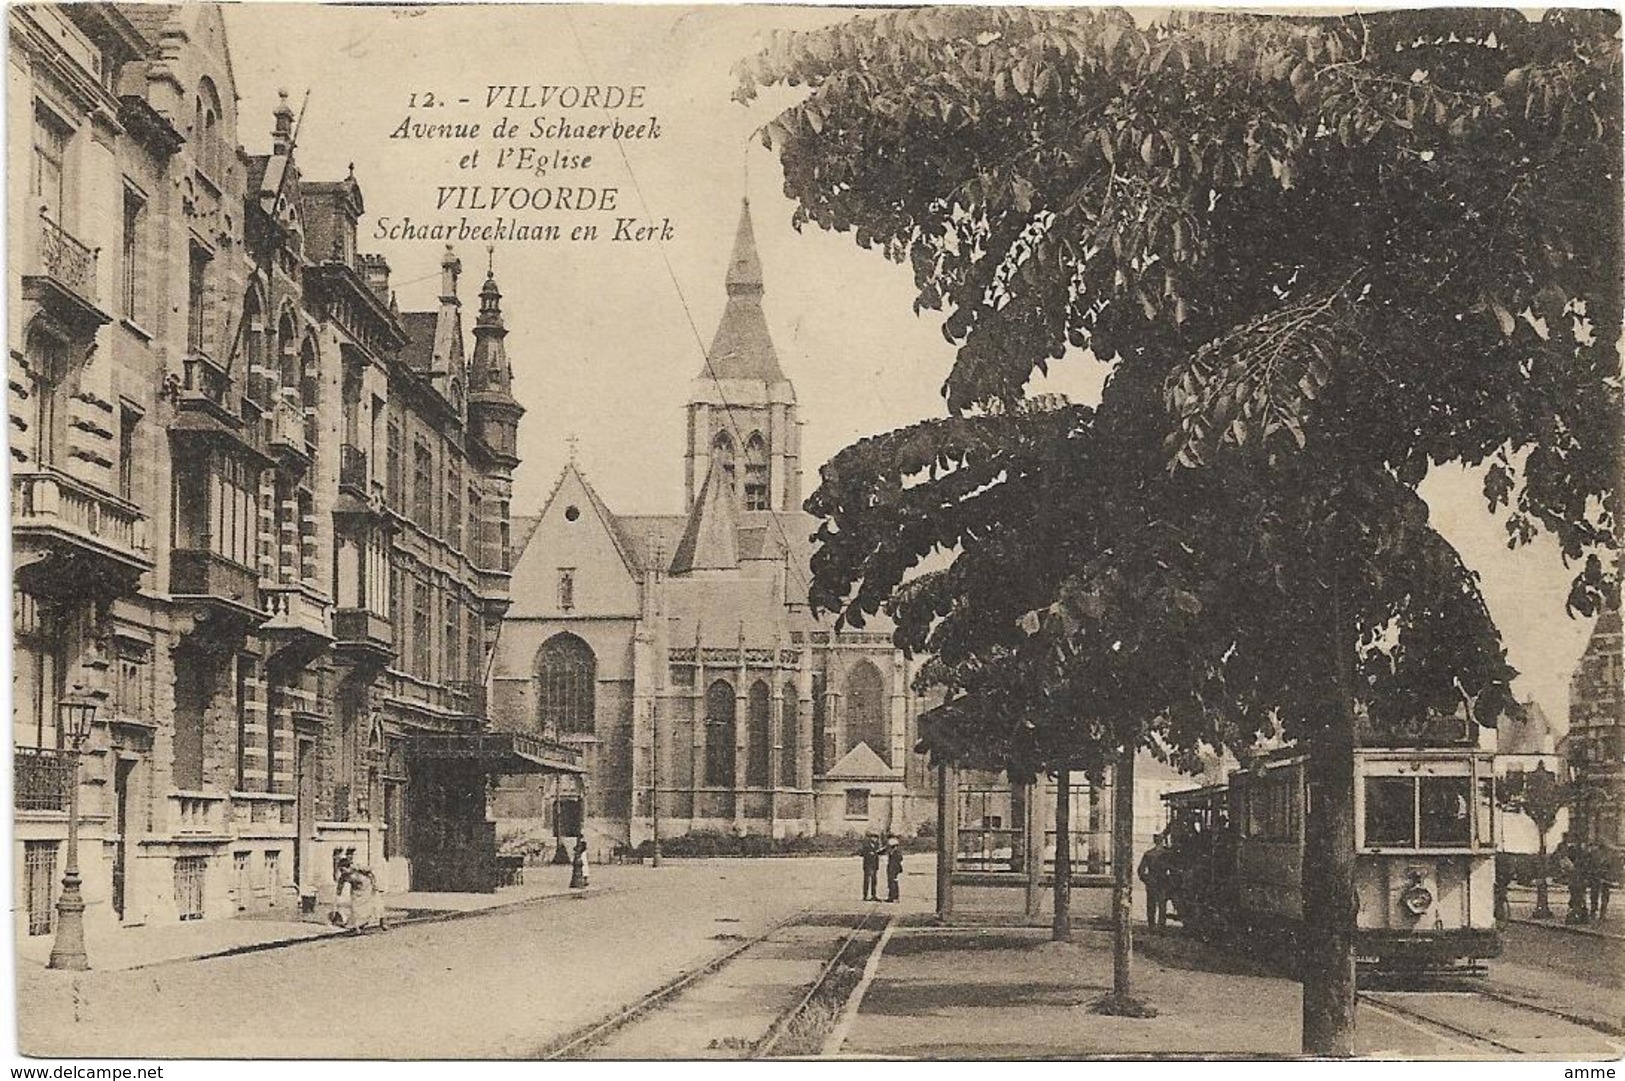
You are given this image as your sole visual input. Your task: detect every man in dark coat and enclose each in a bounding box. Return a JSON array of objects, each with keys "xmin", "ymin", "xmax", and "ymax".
[
  {"xmin": 859, "ymin": 834, "xmax": 881, "ymax": 901},
  {"xmin": 885, "ymin": 836, "xmax": 903, "ymax": 902},
  {"xmin": 1138, "ymin": 833, "xmax": 1173, "ymax": 930}
]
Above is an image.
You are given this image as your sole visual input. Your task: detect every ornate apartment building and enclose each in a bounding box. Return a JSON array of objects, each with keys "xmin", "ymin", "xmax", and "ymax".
[
  {"xmin": 10, "ymin": 3, "xmax": 572, "ymax": 942},
  {"xmin": 1568, "ymin": 607, "xmax": 1624, "ymax": 848}
]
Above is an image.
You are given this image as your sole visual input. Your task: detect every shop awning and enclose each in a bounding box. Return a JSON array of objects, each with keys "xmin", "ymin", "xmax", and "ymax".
[{"xmin": 407, "ymin": 731, "xmax": 584, "ymax": 775}]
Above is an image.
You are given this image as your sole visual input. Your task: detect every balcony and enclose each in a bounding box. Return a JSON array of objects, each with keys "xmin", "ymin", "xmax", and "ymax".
[
  {"xmin": 339, "ymin": 444, "xmax": 368, "ymax": 494},
  {"xmin": 179, "ymin": 351, "xmax": 235, "ymax": 415},
  {"xmin": 261, "ymin": 581, "xmax": 333, "ymax": 669},
  {"xmin": 171, "ymin": 549, "xmax": 263, "ymax": 627},
  {"xmin": 15, "ymin": 746, "xmax": 74, "ymax": 813},
  {"xmin": 265, "ymin": 396, "xmax": 311, "ymax": 469},
  {"xmin": 12, "ymin": 467, "xmax": 152, "ymax": 600},
  {"xmin": 21, "ymin": 209, "xmax": 108, "ymax": 333},
  {"xmin": 333, "ymin": 607, "xmax": 395, "ymax": 670}
]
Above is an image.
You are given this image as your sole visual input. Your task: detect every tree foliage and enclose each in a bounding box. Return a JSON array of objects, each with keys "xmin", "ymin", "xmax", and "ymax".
[
  {"xmin": 739, "ymin": 8, "xmax": 1622, "ymax": 776},
  {"xmin": 1497, "ymin": 764, "xmax": 1572, "ymax": 835}
]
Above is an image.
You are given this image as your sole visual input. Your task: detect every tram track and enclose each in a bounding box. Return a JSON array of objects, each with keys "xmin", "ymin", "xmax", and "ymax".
[
  {"xmin": 540, "ymin": 905, "xmax": 886, "ymax": 1060},
  {"xmin": 753, "ymin": 906, "xmax": 888, "ymax": 1058},
  {"xmin": 538, "ymin": 905, "xmax": 814, "ymax": 1060},
  {"xmin": 1360, "ymin": 991, "xmax": 1526, "ymax": 1055}
]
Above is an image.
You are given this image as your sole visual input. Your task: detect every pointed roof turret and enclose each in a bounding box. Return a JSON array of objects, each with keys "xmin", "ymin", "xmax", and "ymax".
[
  {"xmin": 670, "ymin": 457, "xmax": 739, "ymax": 574},
  {"xmin": 470, "ymin": 247, "xmax": 513, "ymax": 395},
  {"xmin": 700, "ymin": 199, "xmax": 785, "ymax": 383}
]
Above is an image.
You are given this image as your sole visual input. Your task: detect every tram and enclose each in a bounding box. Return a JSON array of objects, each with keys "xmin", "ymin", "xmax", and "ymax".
[{"xmin": 1164, "ymin": 740, "xmax": 1500, "ymax": 976}]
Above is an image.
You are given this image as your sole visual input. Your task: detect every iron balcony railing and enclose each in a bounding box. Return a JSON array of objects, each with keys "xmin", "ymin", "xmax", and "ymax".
[
  {"xmin": 34, "ymin": 209, "xmax": 97, "ymax": 306},
  {"xmin": 15, "ymin": 746, "xmax": 74, "ymax": 812}
]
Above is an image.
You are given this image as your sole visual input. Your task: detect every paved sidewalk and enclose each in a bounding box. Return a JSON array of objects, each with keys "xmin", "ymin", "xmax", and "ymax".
[
  {"xmin": 15, "ymin": 866, "xmax": 612, "ymax": 973},
  {"xmin": 836, "ymin": 924, "xmax": 1620, "ymax": 1059},
  {"xmin": 1505, "ymin": 885, "xmax": 1625, "ymax": 940}
]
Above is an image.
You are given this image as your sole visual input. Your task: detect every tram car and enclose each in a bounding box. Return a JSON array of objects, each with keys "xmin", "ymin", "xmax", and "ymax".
[{"xmin": 1163, "ymin": 742, "xmax": 1500, "ymax": 976}]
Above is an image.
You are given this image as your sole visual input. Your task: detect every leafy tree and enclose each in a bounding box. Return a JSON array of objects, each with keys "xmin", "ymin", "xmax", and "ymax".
[
  {"xmin": 739, "ymin": 6, "xmax": 1621, "ymax": 1054},
  {"xmin": 1498, "ymin": 762, "xmax": 1573, "ymax": 919}
]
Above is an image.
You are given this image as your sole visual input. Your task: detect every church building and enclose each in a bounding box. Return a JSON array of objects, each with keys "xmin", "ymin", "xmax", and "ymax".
[{"xmin": 492, "ymin": 201, "xmax": 936, "ymax": 852}]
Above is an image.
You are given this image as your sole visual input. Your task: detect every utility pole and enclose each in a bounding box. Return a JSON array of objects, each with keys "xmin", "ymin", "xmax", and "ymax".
[{"xmin": 650, "ymin": 701, "xmax": 662, "ymax": 867}]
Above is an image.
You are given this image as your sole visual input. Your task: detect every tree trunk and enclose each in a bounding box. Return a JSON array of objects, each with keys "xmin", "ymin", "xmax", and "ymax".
[
  {"xmin": 1113, "ymin": 750, "xmax": 1135, "ymax": 997},
  {"xmin": 1302, "ymin": 573, "xmax": 1358, "ymax": 1057},
  {"xmin": 1054, "ymin": 769, "xmax": 1072, "ymax": 941},
  {"xmin": 1533, "ymin": 828, "xmax": 1553, "ymax": 919},
  {"xmin": 936, "ymin": 763, "xmax": 954, "ymax": 920}
]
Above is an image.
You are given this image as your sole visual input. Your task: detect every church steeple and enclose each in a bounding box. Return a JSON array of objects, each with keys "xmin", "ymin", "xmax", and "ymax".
[
  {"xmin": 468, "ymin": 248, "xmax": 524, "ymax": 470},
  {"xmin": 685, "ymin": 198, "xmax": 801, "ymax": 514},
  {"xmin": 698, "ymin": 199, "xmax": 785, "ymax": 384}
]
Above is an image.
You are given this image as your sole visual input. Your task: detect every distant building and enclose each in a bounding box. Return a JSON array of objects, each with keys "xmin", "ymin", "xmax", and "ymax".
[
  {"xmin": 1568, "ymin": 608, "xmax": 1624, "ymax": 847},
  {"xmin": 492, "ymin": 200, "xmax": 935, "ymax": 852}
]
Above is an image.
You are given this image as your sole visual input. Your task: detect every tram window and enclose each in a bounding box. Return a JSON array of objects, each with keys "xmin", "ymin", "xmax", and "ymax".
[
  {"xmin": 1364, "ymin": 777, "xmax": 1416, "ymax": 848},
  {"xmin": 1476, "ymin": 777, "xmax": 1495, "ymax": 848},
  {"xmin": 1419, "ymin": 776, "xmax": 1472, "ymax": 847}
]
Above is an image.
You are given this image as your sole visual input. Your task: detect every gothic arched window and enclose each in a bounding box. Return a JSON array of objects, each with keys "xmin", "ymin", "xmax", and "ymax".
[
  {"xmin": 299, "ymin": 335, "xmax": 320, "ymax": 449},
  {"xmin": 844, "ymin": 660, "xmax": 889, "ymax": 766},
  {"xmin": 744, "ymin": 432, "xmax": 769, "ymax": 511},
  {"xmin": 746, "ymin": 681, "xmax": 771, "ymax": 787},
  {"xmin": 711, "ymin": 432, "xmax": 736, "ymax": 492},
  {"xmin": 277, "ymin": 310, "xmax": 299, "ymax": 395},
  {"xmin": 704, "ymin": 679, "xmax": 736, "ymax": 787},
  {"xmin": 197, "ymin": 78, "xmax": 223, "ymax": 180},
  {"xmin": 537, "ymin": 633, "xmax": 596, "ymax": 735},
  {"xmin": 780, "ymin": 682, "xmax": 798, "ymax": 787}
]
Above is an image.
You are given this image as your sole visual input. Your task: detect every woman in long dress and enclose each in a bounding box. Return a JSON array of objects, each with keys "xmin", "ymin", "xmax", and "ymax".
[{"xmin": 332, "ymin": 860, "xmax": 386, "ymax": 931}]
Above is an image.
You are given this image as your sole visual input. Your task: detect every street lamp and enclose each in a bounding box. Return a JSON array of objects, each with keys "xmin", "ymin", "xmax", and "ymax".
[{"xmin": 47, "ymin": 693, "xmax": 98, "ymax": 971}]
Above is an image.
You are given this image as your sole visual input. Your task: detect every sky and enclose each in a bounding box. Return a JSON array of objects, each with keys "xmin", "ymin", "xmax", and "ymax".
[{"xmin": 221, "ymin": 3, "xmax": 1601, "ymax": 728}]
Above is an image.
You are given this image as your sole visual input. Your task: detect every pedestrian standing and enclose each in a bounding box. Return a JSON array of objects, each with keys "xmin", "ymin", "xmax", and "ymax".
[
  {"xmin": 1555, "ymin": 834, "xmax": 1588, "ymax": 924},
  {"xmin": 885, "ymin": 836, "xmax": 903, "ymax": 902},
  {"xmin": 1589, "ymin": 842, "xmax": 1615, "ymax": 922},
  {"xmin": 570, "ymin": 836, "xmax": 590, "ymax": 889},
  {"xmin": 1138, "ymin": 833, "xmax": 1171, "ymax": 931},
  {"xmin": 860, "ymin": 834, "xmax": 880, "ymax": 901}
]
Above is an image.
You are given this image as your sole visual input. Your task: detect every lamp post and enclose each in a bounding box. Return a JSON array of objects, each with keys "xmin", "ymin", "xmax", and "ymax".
[{"xmin": 47, "ymin": 693, "xmax": 98, "ymax": 971}]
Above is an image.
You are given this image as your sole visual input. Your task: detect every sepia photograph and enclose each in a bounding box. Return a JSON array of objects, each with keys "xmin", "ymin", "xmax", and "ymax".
[{"xmin": 5, "ymin": 0, "xmax": 1622, "ymax": 1066}]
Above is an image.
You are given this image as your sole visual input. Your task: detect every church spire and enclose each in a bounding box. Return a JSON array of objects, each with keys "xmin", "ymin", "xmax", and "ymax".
[
  {"xmin": 699, "ymin": 198, "xmax": 784, "ymax": 383},
  {"xmin": 724, "ymin": 198, "xmax": 764, "ymax": 297}
]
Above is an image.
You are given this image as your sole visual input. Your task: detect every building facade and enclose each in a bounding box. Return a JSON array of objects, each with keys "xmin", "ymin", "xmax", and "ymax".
[
  {"xmin": 1568, "ymin": 608, "xmax": 1624, "ymax": 848},
  {"xmin": 494, "ymin": 201, "xmax": 936, "ymax": 852},
  {"xmin": 10, "ymin": 3, "xmax": 569, "ymax": 944}
]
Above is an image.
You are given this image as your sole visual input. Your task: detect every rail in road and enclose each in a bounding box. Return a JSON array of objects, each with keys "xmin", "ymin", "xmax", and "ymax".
[
  {"xmin": 1361, "ymin": 990, "xmax": 1625, "ymax": 1058},
  {"xmin": 542, "ymin": 905, "xmax": 887, "ymax": 1060}
]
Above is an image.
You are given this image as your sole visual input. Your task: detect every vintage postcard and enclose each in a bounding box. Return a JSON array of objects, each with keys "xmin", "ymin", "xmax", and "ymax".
[{"xmin": 7, "ymin": 1, "xmax": 1621, "ymax": 1066}]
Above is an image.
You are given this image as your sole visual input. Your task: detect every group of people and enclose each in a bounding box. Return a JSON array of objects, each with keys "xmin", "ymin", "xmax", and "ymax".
[
  {"xmin": 859, "ymin": 835, "xmax": 905, "ymax": 902},
  {"xmin": 1552, "ymin": 834, "xmax": 1618, "ymax": 925}
]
